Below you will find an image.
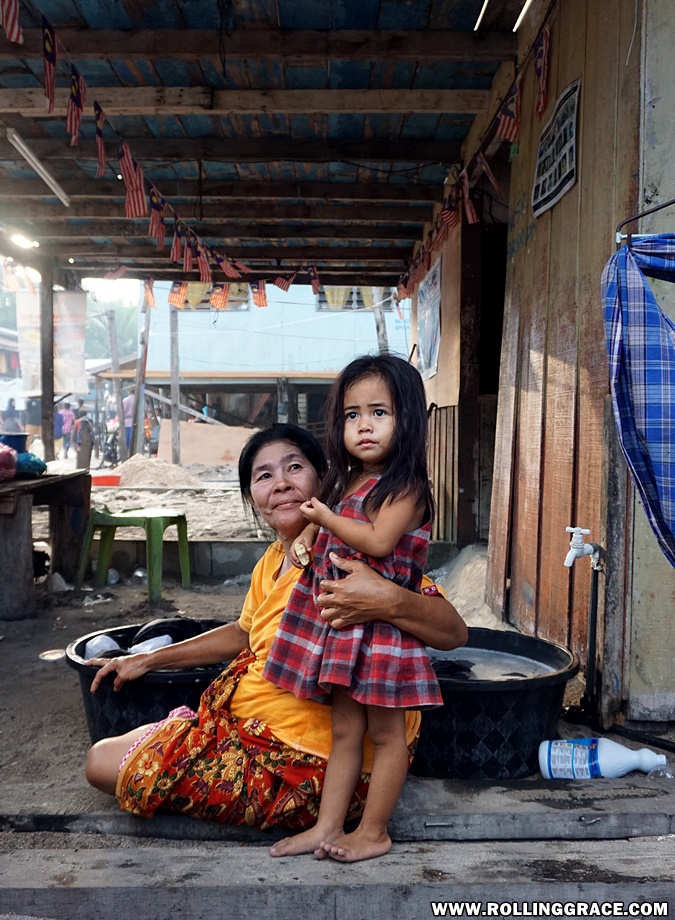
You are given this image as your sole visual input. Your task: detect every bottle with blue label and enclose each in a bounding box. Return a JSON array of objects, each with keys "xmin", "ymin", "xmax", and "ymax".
[{"xmin": 539, "ymin": 737, "xmax": 667, "ymax": 779}]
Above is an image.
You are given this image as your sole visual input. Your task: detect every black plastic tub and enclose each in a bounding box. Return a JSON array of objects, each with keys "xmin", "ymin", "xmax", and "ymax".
[
  {"xmin": 410, "ymin": 627, "xmax": 579, "ymax": 781},
  {"xmin": 66, "ymin": 621, "xmax": 227, "ymax": 743}
]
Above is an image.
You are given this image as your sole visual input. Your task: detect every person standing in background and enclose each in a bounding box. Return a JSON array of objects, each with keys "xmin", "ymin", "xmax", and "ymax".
[
  {"xmin": 53, "ymin": 409, "xmax": 64, "ymax": 459},
  {"xmin": 60, "ymin": 402, "xmax": 76, "ymax": 458},
  {"xmin": 2, "ymin": 398, "xmax": 23, "ymax": 433},
  {"xmin": 75, "ymin": 408, "xmax": 94, "ymax": 470},
  {"xmin": 122, "ymin": 389, "xmax": 135, "ymax": 449}
]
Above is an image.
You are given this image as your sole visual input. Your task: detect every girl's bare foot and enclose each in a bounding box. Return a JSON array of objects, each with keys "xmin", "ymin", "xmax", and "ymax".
[
  {"xmin": 319, "ymin": 827, "xmax": 392, "ymax": 862},
  {"xmin": 269, "ymin": 825, "xmax": 341, "ymax": 858}
]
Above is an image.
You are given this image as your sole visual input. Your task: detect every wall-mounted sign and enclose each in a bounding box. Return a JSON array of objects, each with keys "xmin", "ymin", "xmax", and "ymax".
[{"xmin": 532, "ymin": 78, "xmax": 580, "ymax": 218}]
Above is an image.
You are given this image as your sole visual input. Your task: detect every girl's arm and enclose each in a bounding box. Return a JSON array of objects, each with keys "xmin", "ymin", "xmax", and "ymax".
[
  {"xmin": 316, "ymin": 553, "xmax": 468, "ymax": 651},
  {"xmin": 300, "ymin": 493, "xmax": 422, "ymax": 558},
  {"xmin": 290, "ymin": 521, "xmax": 320, "ymax": 567},
  {"xmin": 88, "ymin": 621, "xmax": 250, "ymax": 693}
]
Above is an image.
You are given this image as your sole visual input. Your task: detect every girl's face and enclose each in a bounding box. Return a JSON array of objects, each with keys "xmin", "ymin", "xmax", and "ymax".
[
  {"xmin": 342, "ymin": 374, "xmax": 395, "ymax": 471},
  {"xmin": 248, "ymin": 439, "xmax": 321, "ymax": 540}
]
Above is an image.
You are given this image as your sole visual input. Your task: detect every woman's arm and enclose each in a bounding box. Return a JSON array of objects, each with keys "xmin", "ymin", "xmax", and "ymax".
[
  {"xmin": 88, "ymin": 620, "xmax": 249, "ymax": 693},
  {"xmin": 315, "ymin": 552, "xmax": 468, "ymax": 651}
]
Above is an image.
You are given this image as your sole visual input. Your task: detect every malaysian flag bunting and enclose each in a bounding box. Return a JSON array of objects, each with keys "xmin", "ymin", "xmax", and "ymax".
[
  {"xmin": 170, "ymin": 218, "xmax": 182, "ymax": 263},
  {"xmin": 439, "ymin": 193, "xmax": 459, "ymax": 228},
  {"xmin": 143, "ymin": 278, "xmax": 155, "ymax": 308},
  {"xmin": 94, "ymin": 101, "xmax": 107, "ymax": 177},
  {"xmin": 216, "ymin": 255, "xmax": 241, "ymax": 279},
  {"xmin": 273, "ymin": 272, "xmax": 297, "ymax": 292},
  {"xmin": 183, "ymin": 233, "xmax": 194, "ymax": 273},
  {"xmin": 534, "ymin": 25, "xmax": 550, "ymax": 117},
  {"xmin": 104, "ymin": 263, "xmax": 127, "ymax": 281},
  {"xmin": 307, "ymin": 264, "xmax": 321, "ymax": 295},
  {"xmin": 232, "ymin": 259, "xmax": 251, "ymax": 275},
  {"xmin": 477, "ymin": 152, "xmax": 504, "ymax": 200},
  {"xmin": 24, "ymin": 269, "xmax": 35, "ymax": 295},
  {"xmin": 2, "ymin": 259, "xmax": 21, "ymax": 292},
  {"xmin": 117, "ymin": 142, "xmax": 147, "ymax": 219},
  {"xmin": 168, "ymin": 281, "xmax": 188, "ymax": 308},
  {"xmin": 250, "ymin": 279, "xmax": 268, "ymax": 308},
  {"xmin": 66, "ymin": 64, "xmax": 86, "ymax": 146},
  {"xmin": 430, "ymin": 215, "xmax": 447, "ymax": 253},
  {"xmin": 209, "ymin": 283, "xmax": 230, "ymax": 309},
  {"xmin": 495, "ymin": 82, "xmax": 520, "ymax": 143},
  {"xmin": 459, "ymin": 170, "xmax": 479, "ymax": 225},
  {"xmin": 1, "ymin": 0, "xmax": 23, "ymax": 44},
  {"xmin": 42, "ymin": 16, "xmax": 56, "ymax": 114},
  {"xmin": 197, "ymin": 241, "xmax": 212, "ymax": 283},
  {"xmin": 148, "ymin": 185, "xmax": 165, "ymax": 248}
]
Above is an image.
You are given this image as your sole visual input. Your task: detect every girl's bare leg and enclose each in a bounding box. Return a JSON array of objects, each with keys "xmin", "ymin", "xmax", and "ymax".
[
  {"xmin": 85, "ymin": 724, "xmax": 155, "ymax": 796},
  {"xmin": 320, "ymin": 705, "xmax": 407, "ymax": 862},
  {"xmin": 270, "ymin": 689, "xmax": 366, "ymax": 857}
]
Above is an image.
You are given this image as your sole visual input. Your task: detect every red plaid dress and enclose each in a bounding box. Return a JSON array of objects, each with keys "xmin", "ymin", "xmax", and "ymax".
[{"xmin": 263, "ymin": 477, "xmax": 442, "ymax": 709}]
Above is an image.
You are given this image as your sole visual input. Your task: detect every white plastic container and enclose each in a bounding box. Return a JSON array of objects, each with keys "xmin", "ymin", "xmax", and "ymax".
[{"xmin": 539, "ymin": 737, "xmax": 667, "ymax": 779}]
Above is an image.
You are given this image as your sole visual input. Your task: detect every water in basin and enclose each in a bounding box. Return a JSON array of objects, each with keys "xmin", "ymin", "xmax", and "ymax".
[{"xmin": 431, "ymin": 647, "xmax": 556, "ymax": 681}]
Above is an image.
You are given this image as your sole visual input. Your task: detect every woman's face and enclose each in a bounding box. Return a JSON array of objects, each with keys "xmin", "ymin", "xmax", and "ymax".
[{"xmin": 248, "ymin": 439, "xmax": 321, "ymax": 539}]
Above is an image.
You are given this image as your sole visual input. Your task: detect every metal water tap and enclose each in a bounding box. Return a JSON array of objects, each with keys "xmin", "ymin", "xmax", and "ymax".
[{"xmin": 564, "ymin": 526, "xmax": 602, "ymax": 568}]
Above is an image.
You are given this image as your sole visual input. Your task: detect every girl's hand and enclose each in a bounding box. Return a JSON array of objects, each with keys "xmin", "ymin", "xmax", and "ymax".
[
  {"xmin": 299, "ymin": 497, "xmax": 331, "ymax": 527},
  {"xmin": 87, "ymin": 653, "xmax": 152, "ymax": 694},
  {"xmin": 290, "ymin": 523, "xmax": 318, "ymax": 568}
]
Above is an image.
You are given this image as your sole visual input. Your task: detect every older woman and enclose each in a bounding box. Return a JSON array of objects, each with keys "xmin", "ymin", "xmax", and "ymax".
[{"xmin": 85, "ymin": 424, "xmax": 467, "ymax": 838}]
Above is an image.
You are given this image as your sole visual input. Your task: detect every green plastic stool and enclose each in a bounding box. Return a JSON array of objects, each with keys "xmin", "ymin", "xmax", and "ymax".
[{"xmin": 75, "ymin": 507, "xmax": 190, "ymax": 602}]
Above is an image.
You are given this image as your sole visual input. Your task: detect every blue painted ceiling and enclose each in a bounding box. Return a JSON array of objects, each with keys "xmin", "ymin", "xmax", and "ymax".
[{"xmin": 0, "ymin": 0, "xmax": 520, "ymax": 286}]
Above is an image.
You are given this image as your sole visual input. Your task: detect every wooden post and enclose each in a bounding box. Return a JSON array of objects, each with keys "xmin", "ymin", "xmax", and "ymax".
[
  {"xmin": 170, "ymin": 303, "xmax": 180, "ymax": 464},
  {"xmin": 106, "ymin": 310, "xmax": 128, "ymax": 463},
  {"xmin": 131, "ymin": 296, "xmax": 152, "ymax": 456},
  {"xmin": 39, "ymin": 261, "xmax": 55, "ymax": 462},
  {"xmin": 372, "ymin": 286, "xmax": 390, "ymax": 354},
  {"xmin": 0, "ymin": 495, "xmax": 36, "ymax": 619}
]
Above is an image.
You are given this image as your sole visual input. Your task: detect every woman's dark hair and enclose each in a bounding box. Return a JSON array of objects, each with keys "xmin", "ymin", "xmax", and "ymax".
[
  {"xmin": 320, "ymin": 354, "xmax": 433, "ymax": 515},
  {"xmin": 238, "ymin": 423, "xmax": 327, "ymax": 505}
]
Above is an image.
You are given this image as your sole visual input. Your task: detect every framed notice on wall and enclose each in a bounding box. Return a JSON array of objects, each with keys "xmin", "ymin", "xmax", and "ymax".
[
  {"xmin": 417, "ymin": 257, "xmax": 441, "ymax": 380},
  {"xmin": 531, "ymin": 78, "xmax": 580, "ymax": 218}
]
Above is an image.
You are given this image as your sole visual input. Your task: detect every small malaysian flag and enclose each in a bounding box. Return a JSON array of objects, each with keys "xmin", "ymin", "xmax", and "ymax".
[
  {"xmin": 104, "ymin": 263, "xmax": 127, "ymax": 281},
  {"xmin": 197, "ymin": 241, "xmax": 212, "ymax": 283},
  {"xmin": 24, "ymin": 268, "xmax": 35, "ymax": 295},
  {"xmin": 168, "ymin": 281, "xmax": 188, "ymax": 308},
  {"xmin": 170, "ymin": 218, "xmax": 182, "ymax": 263},
  {"xmin": 439, "ymin": 193, "xmax": 459, "ymax": 228},
  {"xmin": 148, "ymin": 185, "xmax": 165, "ymax": 248},
  {"xmin": 216, "ymin": 255, "xmax": 241, "ymax": 279},
  {"xmin": 42, "ymin": 16, "xmax": 56, "ymax": 114},
  {"xmin": 183, "ymin": 234, "xmax": 194, "ymax": 273},
  {"xmin": 534, "ymin": 25, "xmax": 550, "ymax": 117},
  {"xmin": 459, "ymin": 170, "xmax": 479, "ymax": 224},
  {"xmin": 273, "ymin": 272, "xmax": 297, "ymax": 292},
  {"xmin": 66, "ymin": 64, "xmax": 86, "ymax": 146},
  {"xmin": 307, "ymin": 264, "xmax": 321, "ymax": 295},
  {"xmin": 495, "ymin": 82, "xmax": 520, "ymax": 144},
  {"xmin": 117, "ymin": 142, "xmax": 147, "ymax": 219},
  {"xmin": 430, "ymin": 215, "xmax": 447, "ymax": 253},
  {"xmin": 94, "ymin": 101, "xmax": 107, "ymax": 177},
  {"xmin": 250, "ymin": 280, "xmax": 268, "ymax": 308},
  {"xmin": 2, "ymin": 259, "xmax": 21, "ymax": 292},
  {"xmin": 1, "ymin": 0, "xmax": 23, "ymax": 44},
  {"xmin": 209, "ymin": 283, "xmax": 230, "ymax": 310},
  {"xmin": 477, "ymin": 152, "xmax": 504, "ymax": 200},
  {"xmin": 143, "ymin": 277, "xmax": 155, "ymax": 308}
]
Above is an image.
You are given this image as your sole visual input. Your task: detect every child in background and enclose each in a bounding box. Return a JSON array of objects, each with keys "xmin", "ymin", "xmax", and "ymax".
[{"xmin": 263, "ymin": 354, "xmax": 441, "ymax": 863}]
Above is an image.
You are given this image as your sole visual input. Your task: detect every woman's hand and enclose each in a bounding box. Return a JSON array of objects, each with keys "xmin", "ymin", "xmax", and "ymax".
[
  {"xmin": 316, "ymin": 552, "xmax": 468, "ymax": 651},
  {"xmin": 87, "ymin": 653, "xmax": 152, "ymax": 694}
]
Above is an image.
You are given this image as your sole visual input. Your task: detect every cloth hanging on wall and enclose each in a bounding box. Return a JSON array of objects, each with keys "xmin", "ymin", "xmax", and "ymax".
[{"xmin": 601, "ymin": 235, "xmax": 675, "ymax": 567}]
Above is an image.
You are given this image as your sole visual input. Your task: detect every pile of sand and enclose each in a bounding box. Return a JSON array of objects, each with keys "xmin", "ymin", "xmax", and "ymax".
[{"xmin": 117, "ymin": 454, "xmax": 204, "ymax": 489}]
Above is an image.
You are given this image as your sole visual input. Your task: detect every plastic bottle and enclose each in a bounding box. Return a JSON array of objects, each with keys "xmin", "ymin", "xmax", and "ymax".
[{"xmin": 539, "ymin": 737, "xmax": 667, "ymax": 779}]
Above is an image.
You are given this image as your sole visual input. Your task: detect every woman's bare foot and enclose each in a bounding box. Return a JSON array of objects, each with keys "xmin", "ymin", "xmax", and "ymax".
[
  {"xmin": 319, "ymin": 827, "xmax": 392, "ymax": 862},
  {"xmin": 269, "ymin": 825, "xmax": 341, "ymax": 858}
]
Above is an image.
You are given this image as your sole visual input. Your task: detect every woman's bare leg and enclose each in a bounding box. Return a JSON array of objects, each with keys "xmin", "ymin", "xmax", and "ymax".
[
  {"xmin": 320, "ymin": 705, "xmax": 407, "ymax": 862},
  {"xmin": 85, "ymin": 724, "xmax": 155, "ymax": 796},
  {"xmin": 270, "ymin": 689, "xmax": 366, "ymax": 857}
]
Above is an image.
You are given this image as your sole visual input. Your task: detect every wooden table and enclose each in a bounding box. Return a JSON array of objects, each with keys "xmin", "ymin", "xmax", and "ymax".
[{"xmin": 0, "ymin": 470, "xmax": 91, "ymax": 620}]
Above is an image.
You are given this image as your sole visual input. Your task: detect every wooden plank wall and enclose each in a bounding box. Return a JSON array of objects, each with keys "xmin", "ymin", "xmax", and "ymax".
[
  {"xmin": 486, "ymin": 0, "xmax": 640, "ymax": 662},
  {"xmin": 429, "ymin": 405, "xmax": 457, "ymax": 544}
]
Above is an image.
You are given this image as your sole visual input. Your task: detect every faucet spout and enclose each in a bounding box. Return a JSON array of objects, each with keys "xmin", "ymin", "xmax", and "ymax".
[{"xmin": 564, "ymin": 549, "xmax": 578, "ymax": 567}]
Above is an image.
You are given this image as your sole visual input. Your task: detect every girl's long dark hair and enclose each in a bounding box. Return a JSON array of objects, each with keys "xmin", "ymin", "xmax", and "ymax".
[{"xmin": 319, "ymin": 354, "xmax": 433, "ymax": 516}]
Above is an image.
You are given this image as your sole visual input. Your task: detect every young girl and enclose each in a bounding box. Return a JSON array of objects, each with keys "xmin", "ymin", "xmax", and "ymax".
[{"xmin": 263, "ymin": 354, "xmax": 442, "ymax": 863}]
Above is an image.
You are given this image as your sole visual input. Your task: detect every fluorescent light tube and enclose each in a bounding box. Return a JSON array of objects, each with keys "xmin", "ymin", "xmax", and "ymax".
[
  {"xmin": 6, "ymin": 128, "xmax": 70, "ymax": 207},
  {"xmin": 474, "ymin": 0, "xmax": 490, "ymax": 30},
  {"xmin": 513, "ymin": 0, "xmax": 534, "ymax": 31}
]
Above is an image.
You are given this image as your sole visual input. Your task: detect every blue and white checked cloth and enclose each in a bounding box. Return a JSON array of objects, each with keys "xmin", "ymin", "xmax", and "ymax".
[{"xmin": 601, "ymin": 235, "xmax": 675, "ymax": 567}]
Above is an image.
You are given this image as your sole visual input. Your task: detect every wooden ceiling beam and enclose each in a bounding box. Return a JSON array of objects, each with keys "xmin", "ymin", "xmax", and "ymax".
[
  {"xmin": 0, "ymin": 29, "xmax": 516, "ymax": 62},
  {"xmin": 0, "ymin": 88, "xmax": 488, "ymax": 116},
  {"xmin": 15, "ymin": 221, "xmax": 419, "ymax": 242},
  {"xmin": 69, "ymin": 271, "xmax": 400, "ymax": 286},
  {"xmin": 0, "ymin": 137, "xmax": 460, "ymax": 163},
  {"xmin": 1, "ymin": 200, "xmax": 430, "ymax": 222},
  {"xmin": 55, "ymin": 244, "xmax": 409, "ymax": 262},
  {"xmin": 0, "ymin": 178, "xmax": 441, "ymax": 202}
]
